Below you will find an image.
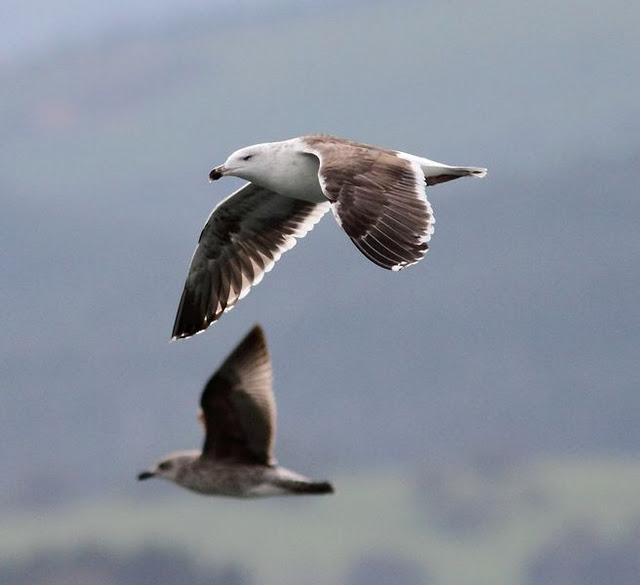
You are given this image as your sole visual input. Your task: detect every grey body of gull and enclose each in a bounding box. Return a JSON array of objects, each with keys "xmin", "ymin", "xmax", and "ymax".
[
  {"xmin": 173, "ymin": 134, "xmax": 487, "ymax": 339},
  {"xmin": 138, "ymin": 326, "xmax": 334, "ymax": 497}
]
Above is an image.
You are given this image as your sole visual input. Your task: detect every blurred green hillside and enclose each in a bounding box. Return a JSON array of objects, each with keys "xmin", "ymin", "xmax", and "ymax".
[{"xmin": 2, "ymin": 458, "xmax": 640, "ymax": 585}]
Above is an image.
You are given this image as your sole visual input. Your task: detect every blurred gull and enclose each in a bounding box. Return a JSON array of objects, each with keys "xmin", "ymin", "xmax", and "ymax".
[
  {"xmin": 172, "ymin": 135, "xmax": 487, "ymax": 339},
  {"xmin": 138, "ymin": 325, "xmax": 334, "ymax": 498}
]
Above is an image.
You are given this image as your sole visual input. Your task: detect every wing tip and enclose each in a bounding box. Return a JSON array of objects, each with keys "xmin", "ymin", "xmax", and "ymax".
[
  {"xmin": 242, "ymin": 323, "xmax": 268, "ymax": 354},
  {"xmin": 171, "ymin": 285, "xmax": 214, "ymax": 341},
  {"xmin": 248, "ymin": 322, "xmax": 265, "ymax": 337},
  {"xmin": 170, "ymin": 327, "xmax": 208, "ymax": 341}
]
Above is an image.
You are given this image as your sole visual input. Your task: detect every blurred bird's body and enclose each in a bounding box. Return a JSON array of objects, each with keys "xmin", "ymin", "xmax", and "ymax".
[
  {"xmin": 141, "ymin": 450, "xmax": 332, "ymax": 497},
  {"xmin": 138, "ymin": 326, "xmax": 334, "ymax": 498}
]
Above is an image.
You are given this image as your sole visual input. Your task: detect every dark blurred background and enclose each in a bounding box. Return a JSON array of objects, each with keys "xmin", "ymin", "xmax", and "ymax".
[{"xmin": 2, "ymin": 1, "xmax": 639, "ymax": 583}]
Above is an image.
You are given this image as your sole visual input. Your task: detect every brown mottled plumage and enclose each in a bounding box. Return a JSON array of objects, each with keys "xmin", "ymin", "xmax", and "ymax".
[{"xmin": 138, "ymin": 326, "xmax": 334, "ymax": 498}]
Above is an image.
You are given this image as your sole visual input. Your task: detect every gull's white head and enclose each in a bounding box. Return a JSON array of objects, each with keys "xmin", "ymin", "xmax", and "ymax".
[
  {"xmin": 137, "ymin": 450, "xmax": 199, "ymax": 485},
  {"xmin": 209, "ymin": 143, "xmax": 275, "ymax": 183}
]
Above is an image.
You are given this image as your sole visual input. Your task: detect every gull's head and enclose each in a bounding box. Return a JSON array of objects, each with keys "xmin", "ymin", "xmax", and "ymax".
[
  {"xmin": 137, "ymin": 451, "xmax": 199, "ymax": 484},
  {"xmin": 209, "ymin": 143, "xmax": 273, "ymax": 182}
]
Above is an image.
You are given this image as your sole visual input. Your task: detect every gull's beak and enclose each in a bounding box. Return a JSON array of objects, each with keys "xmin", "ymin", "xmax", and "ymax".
[
  {"xmin": 137, "ymin": 470, "xmax": 155, "ymax": 481},
  {"xmin": 208, "ymin": 164, "xmax": 226, "ymax": 182}
]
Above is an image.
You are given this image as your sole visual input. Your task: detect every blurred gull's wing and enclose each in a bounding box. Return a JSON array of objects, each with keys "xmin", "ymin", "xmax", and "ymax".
[
  {"xmin": 172, "ymin": 183, "xmax": 329, "ymax": 339},
  {"xmin": 199, "ymin": 325, "xmax": 276, "ymax": 465}
]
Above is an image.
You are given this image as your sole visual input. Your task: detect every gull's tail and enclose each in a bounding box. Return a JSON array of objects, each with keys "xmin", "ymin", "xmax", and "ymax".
[
  {"xmin": 283, "ymin": 480, "xmax": 335, "ymax": 495},
  {"xmin": 423, "ymin": 164, "xmax": 487, "ymax": 186},
  {"xmin": 459, "ymin": 166, "xmax": 488, "ymax": 178}
]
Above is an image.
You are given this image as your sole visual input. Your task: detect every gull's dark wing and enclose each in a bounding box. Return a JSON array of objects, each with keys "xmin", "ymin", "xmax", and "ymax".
[
  {"xmin": 200, "ymin": 325, "xmax": 275, "ymax": 465},
  {"xmin": 172, "ymin": 183, "xmax": 330, "ymax": 339},
  {"xmin": 303, "ymin": 136, "xmax": 434, "ymax": 271}
]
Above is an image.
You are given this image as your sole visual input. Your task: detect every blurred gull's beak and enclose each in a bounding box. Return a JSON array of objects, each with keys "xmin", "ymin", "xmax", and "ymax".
[
  {"xmin": 137, "ymin": 470, "xmax": 155, "ymax": 481},
  {"xmin": 208, "ymin": 164, "xmax": 226, "ymax": 181}
]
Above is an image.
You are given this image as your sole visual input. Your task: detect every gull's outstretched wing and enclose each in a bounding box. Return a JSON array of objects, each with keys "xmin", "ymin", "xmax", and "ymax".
[
  {"xmin": 302, "ymin": 136, "xmax": 435, "ymax": 271},
  {"xmin": 199, "ymin": 325, "xmax": 276, "ymax": 465},
  {"xmin": 172, "ymin": 183, "xmax": 330, "ymax": 339}
]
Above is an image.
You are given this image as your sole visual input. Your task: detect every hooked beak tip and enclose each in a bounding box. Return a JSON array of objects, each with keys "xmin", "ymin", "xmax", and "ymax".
[
  {"xmin": 208, "ymin": 165, "xmax": 225, "ymax": 182},
  {"xmin": 137, "ymin": 471, "xmax": 154, "ymax": 481}
]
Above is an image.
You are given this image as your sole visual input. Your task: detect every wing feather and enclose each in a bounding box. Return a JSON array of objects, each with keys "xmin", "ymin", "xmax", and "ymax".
[
  {"xmin": 200, "ymin": 325, "xmax": 276, "ymax": 465},
  {"xmin": 172, "ymin": 183, "xmax": 330, "ymax": 339},
  {"xmin": 302, "ymin": 136, "xmax": 435, "ymax": 271}
]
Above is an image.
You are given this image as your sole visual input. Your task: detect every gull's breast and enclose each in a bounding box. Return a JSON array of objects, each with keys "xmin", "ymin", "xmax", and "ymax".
[{"xmin": 267, "ymin": 151, "xmax": 326, "ymax": 203}]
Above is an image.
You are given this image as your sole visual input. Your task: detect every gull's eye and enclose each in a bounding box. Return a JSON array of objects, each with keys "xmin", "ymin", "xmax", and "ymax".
[
  {"xmin": 242, "ymin": 154, "xmax": 253, "ymax": 161},
  {"xmin": 158, "ymin": 461, "xmax": 172, "ymax": 471}
]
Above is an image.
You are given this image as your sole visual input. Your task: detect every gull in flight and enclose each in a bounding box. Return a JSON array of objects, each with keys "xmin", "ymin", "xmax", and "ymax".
[
  {"xmin": 172, "ymin": 135, "xmax": 486, "ymax": 339},
  {"xmin": 138, "ymin": 325, "xmax": 334, "ymax": 497}
]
